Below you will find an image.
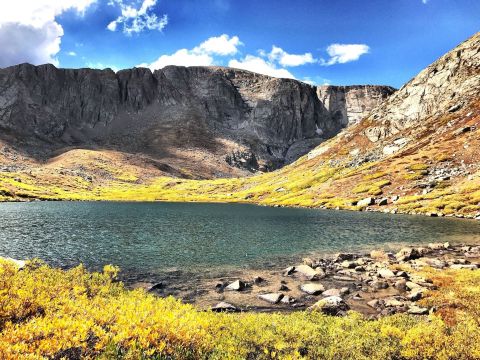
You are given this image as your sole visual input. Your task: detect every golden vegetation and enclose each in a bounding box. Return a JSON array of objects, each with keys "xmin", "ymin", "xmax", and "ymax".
[{"xmin": 0, "ymin": 259, "xmax": 479, "ymax": 359}]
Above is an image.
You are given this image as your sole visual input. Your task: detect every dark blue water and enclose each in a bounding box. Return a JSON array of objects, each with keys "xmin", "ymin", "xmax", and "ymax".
[{"xmin": 0, "ymin": 202, "xmax": 479, "ymax": 276}]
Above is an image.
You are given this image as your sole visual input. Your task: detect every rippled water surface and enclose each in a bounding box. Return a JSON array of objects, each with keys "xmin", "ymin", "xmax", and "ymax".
[{"xmin": 1, "ymin": 202, "xmax": 479, "ymax": 277}]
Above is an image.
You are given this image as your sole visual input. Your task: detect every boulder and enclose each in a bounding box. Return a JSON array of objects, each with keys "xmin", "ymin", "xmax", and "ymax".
[
  {"xmin": 225, "ymin": 280, "xmax": 246, "ymax": 291},
  {"xmin": 308, "ymin": 296, "xmax": 349, "ymax": 315},
  {"xmin": 377, "ymin": 268, "xmax": 396, "ymax": 278},
  {"xmin": 333, "ymin": 253, "xmax": 355, "ymax": 262},
  {"xmin": 295, "ymin": 264, "xmax": 325, "ymax": 280},
  {"xmin": 377, "ymin": 198, "xmax": 388, "ymax": 206},
  {"xmin": 283, "ymin": 266, "xmax": 295, "ymax": 276},
  {"xmin": 394, "ymin": 279, "xmax": 408, "ymax": 290},
  {"xmin": 211, "ymin": 302, "xmax": 239, "ymax": 312},
  {"xmin": 300, "ymin": 283, "xmax": 325, "ymax": 295},
  {"xmin": 358, "ymin": 197, "xmax": 375, "ymax": 207},
  {"xmin": 395, "ymin": 247, "xmax": 420, "ymax": 262},
  {"xmin": 258, "ymin": 293, "xmax": 284, "ymax": 304},
  {"xmin": 408, "ymin": 305, "xmax": 430, "ymax": 315},
  {"xmin": 407, "ymin": 290, "xmax": 423, "ymax": 301}
]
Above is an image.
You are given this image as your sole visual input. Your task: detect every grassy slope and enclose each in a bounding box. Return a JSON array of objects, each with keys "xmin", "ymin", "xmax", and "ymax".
[
  {"xmin": 0, "ymin": 259, "xmax": 479, "ymax": 359},
  {"xmin": 1, "ymin": 101, "xmax": 479, "ymax": 217}
]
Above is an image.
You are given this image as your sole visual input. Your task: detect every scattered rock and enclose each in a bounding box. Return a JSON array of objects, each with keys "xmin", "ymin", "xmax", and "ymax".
[
  {"xmin": 408, "ymin": 305, "xmax": 430, "ymax": 315},
  {"xmin": 300, "ymin": 283, "xmax": 325, "ymax": 295},
  {"xmin": 396, "ymin": 247, "xmax": 420, "ymax": 261},
  {"xmin": 367, "ymin": 299, "xmax": 381, "ymax": 309},
  {"xmin": 258, "ymin": 293, "xmax": 284, "ymax": 304},
  {"xmin": 295, "ymin": 264, "xmax": 325, "ymax": 280},
  {"xmin": 370, "ymin": 280, "xmax": 389, "ymax": 290},
  {"xmin": 333, "ymin": 253, "xmax": 355, "ymax": 262},
  {"xmin": 378, "ymin": 268, "xmax": 396, "ymax": 279},
  {"xmin": 308, "ymin": 296, "xmax": 349, "ymax": 315},
  {"xmin": 377, "ymin": 198, "xmax": 388, "ymax": 206},
  {"xmin": 253, "ymin": 276, "xmax": 265, "ymax": 284},
  {"xmin": 0, "ymin": 257, "xmax": 26, "ymax": 269},
  {"xmin": 407, "ymin": 290, "xmax": 423, "ymax": 301},
  {"xmin": 358, "ymin": 197, "xmax": 375, "ymax": 207},
  {"xmin": 212, "ymin": 302, "xmax": 239, "ymax": 313},
  {"xmin": 225, "ymin": 280, "xmax": 246, "ymax": 291},
  {"xmin": 394, "ymin": 279, "xmax": 408, "ymax": 290},
  {"xmin": 450, "ymin": 264, "xmax": 478, "ymax": 270},
  {"xmin": 278, "ymin": 284, "xmax": 290, "ymax": 291},
  {"xmin": 283, "ymin": 266, "xmax": 295, "ymax": 276}
]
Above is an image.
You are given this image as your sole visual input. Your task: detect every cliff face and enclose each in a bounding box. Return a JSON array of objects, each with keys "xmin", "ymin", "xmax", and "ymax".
[
  {"xmin": 364, "ymin": 32, "xmax": 480, "ymax": 142},
  {"xmin": 316, "ymin": 85, "xmax": 395, "ymax": 127},
  {"xmin": 0, "ymin": 63, "xmax": 394, "ymax": 177}
]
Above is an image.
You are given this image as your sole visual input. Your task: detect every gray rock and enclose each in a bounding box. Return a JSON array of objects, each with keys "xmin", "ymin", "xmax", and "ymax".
[
  {"xmin": 377, "ymin": 198, "xmax": 388, "ymax": 206},
  {"xmin": 225, "ymin": 280, "xmax": 246, "ymax": 291},
  {"xmin": 300, "ymin": 283, "xmax": 325, "ymax": 295},
  {"xmin": 358, "ymin": 197, "xmax": 375, "ymax": 207},
  {"xmin": 396, "ymin": 247, "xmax": 420, "ymax": 262},
  {"xmin": 258, "ymin": 293, "xmax": 284, "ymax": 304},
  {"xmin": 308, "ymin": 296, "xmax": 349, "ymax": 315},
  {"xmin": 450, "ymin": 264, "xmax": 478, "ymax": 270},
  {"xmin": 408, "ymin": 305, "xmax": 430, "ymax": 315},
  {"xmin": 295, "ymin": 264, "xmax": 325, "ymax": 280},
  {"xmin": 211, "ymin": 302, "xmax": 238, "ymax": 312},
  {"xmin": 377, "ymin": 268, "xmax": 396, "ymax": 278},
  {"xmin": 283, "ymin": 266, "xmax": 296, "ymax": 276}
]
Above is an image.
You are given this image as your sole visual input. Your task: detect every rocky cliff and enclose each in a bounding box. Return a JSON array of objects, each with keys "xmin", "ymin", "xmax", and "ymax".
[
  {"xmin": 364, "ymin": 32, "xmax": 480, "ymax": 142},
  {"xmin": 316, "ymin": 85, "xmax": 395, "ymax": 127},
  {"xmin": 0, "ymin": 63, "xmax": 393, "ymax": 178}
]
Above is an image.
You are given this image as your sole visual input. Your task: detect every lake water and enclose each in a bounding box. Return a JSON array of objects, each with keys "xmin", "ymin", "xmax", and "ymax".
[{"xmin": 1, "ymin": 202, "xmax": 480, "ymax": 281}]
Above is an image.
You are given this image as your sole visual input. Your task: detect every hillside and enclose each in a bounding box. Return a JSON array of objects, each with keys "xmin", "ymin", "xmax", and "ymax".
[
  {"xmin": 1, "ymin": 32, "xmax": 479, "ymax": 219},
  {"xmin": 0, "ymin": 64, "xmax": 392, "ymax": 179}
]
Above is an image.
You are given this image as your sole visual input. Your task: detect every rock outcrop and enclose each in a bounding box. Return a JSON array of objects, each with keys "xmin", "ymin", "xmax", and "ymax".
[
  {"xmin": 364, "ymin": 32, "xmax": 480, "ymax": 142},
  {"xmin": 316, "ymin": 85, "xmax": 395, "ymax": 127},
  {"xmin": 0, "ymin": 63, "xmax": 394, "ymax": 176}
]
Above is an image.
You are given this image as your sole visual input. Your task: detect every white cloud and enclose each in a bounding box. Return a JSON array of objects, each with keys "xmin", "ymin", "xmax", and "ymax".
[
  {"xmin": 268, "ymin": 46, "xmax": 316, "ymax": 67},
  {"xmin": 139, "ymin": 34, "xmax": 242, "ymax": 70},
  {"xmin": 138, "ymin": 49, "xmax": 214, "ymax": 69},
  {"xmin": 228, "ymin": 55, "xmax": 294, "ymax": 79},
  {"xmin": 67, "ymin": 51, "xmax": 77, "ymax": 56},
  {"xmin": 194, "ymin": 34, "xmax": 242, "ymax": 56},
  {"xmin": 107, "ymin": 0, "xmax": 168, "ymax": 35},
  {"xmin": 322, "ymin": 43, "xmax": 370, "ymax": 66},
  {"xmin": 0, "ymin": 0, "xmax": 96, "ymax": 67}
]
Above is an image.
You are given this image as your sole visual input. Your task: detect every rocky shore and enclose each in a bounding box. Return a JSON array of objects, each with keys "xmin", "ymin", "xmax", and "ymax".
[
  {"xmin": 134, "ymin": 242, "xmax": 480, "ymax": 317},
  {"xmin": 4, "ymin": 242, "xmax": 479, "ymax": 318}
]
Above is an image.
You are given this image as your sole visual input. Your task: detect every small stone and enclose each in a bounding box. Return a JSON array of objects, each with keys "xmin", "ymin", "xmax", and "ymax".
[
  {"xmin": 428, "ymin": 243, "xmax": 445, "ymax": 250},
  {"xmin": 367, "ymin": 299, "xmax": 381, "ymax": 309},
  {"xmin": 394, "ymin": 279, "xmax": 407, "ymax": 290},
  {"xmin": 212, "ymin": 302, "xmax": 238, "ymax": 312},
  {"xmin": 147, "ymin": 283, "xmax": 164, "ymax": 292},
  {"xmin": 342, "ymin": 260, "xmax": 358, "ymax": 269},
  {"xmin": 396, "ymin": 247, "xmax": 420, "ymax": 262},
  {"xmin": 225, "ymin": 280, "xmax": 246, "ymax": 291},
  {"xmin": 322, "ymin": 288, "xmax": 341, "ymax": 297},
  {"xmin": 370, "ymin": 250, "xmax": 391, "ymax": 261},
  {"xmin": 333, "ymin": 253, "xmax": 355, "ymax": 262},
  {"xmin": 355, "ymin": 265, "xmax": 365, "ymax": 272},
  {"xmin": 295, "ymin": 264, "xmax": 325, "ymax": 280},
  {"xmin": 308, "ymin": 296, "xmax": 349, "ymax": 315},
  {"xmin": 450, "ymin": 264, "xmax": 478, "ymax": 270},
  {"xmin": 377, "ymin": 198, "xmax": 388, "ymax": 206},
  {"xmin": 278, "ymin": 284, "xmax": 290, "ymax": 291},
  {"xmin": 370, "ymin": 280, "xmax": 389, "ymax": 289},
  {"xmin": 358, "ymin": 197, "xmax": 375, "ymax": 207},
  {"xmin": 385, "ymin": 298, "xmax": 404, "ymax": 307},
  {"xmin": 258, "ymin": 293, "xmax": 284, "ymax": 304},
  {"xmin": 340, "ymin": 287, "xmax": 350, "ymax": 295},
  {"xmin": 378, "ymin": 268, "xmax": 396, "ymax": 278},
  {"xmin": 302, "ymin": 258, "xmax": 315, "ymax": 267},
  {"xmin": 408, "ymin": 305, "xmax": 429, "ymax": 315},
  {"xmin": 300, "ymin": 283, "xmax": 325, "ymax": 295},
  {"xmin": 406, "ymin": 281, "xmax": 424, "ymax": 290},
  {"xmin": 283, "ymin": 266, "xmax": 295, "ymax": 276},
  {"xmin": 280, "ymin": 295, "xmax": 295, "ymax": 304},
  {"xmin": 407, "ymin": 290, "xmax": 423, "ymax": 301},
  {"xmin": 253, "ymin": 276, "xmax": 265, "ymax": 284}
]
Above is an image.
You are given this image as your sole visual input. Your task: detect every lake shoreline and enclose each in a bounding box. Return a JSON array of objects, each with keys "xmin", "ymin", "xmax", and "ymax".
[{"xmin": 6, "ymin": 241, "xmax": 479, "ymax": 317}]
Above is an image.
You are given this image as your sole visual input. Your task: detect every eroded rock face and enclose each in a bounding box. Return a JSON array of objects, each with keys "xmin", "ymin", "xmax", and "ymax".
[
  {"xmin": 316, "ymin": 85, "xmax": 395, "ymax": 127},
  {"xmin": 365, "ymin": 32, "xmax": 480, "ymax": 142},
  {"xmin": 0, "ymin": 64, "xmax": 394, "ymax": 176}
]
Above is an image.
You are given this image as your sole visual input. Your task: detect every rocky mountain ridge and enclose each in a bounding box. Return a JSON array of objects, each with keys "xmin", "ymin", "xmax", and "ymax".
[{"xmin": 0, "ymin": 63, "xmax": 393, "ymax": 177}]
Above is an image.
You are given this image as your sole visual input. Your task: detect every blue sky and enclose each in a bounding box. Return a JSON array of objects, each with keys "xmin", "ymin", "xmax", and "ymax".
[{"xmin": 1, "ymin": 0, "xmax": 479, "ymax": 87}]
